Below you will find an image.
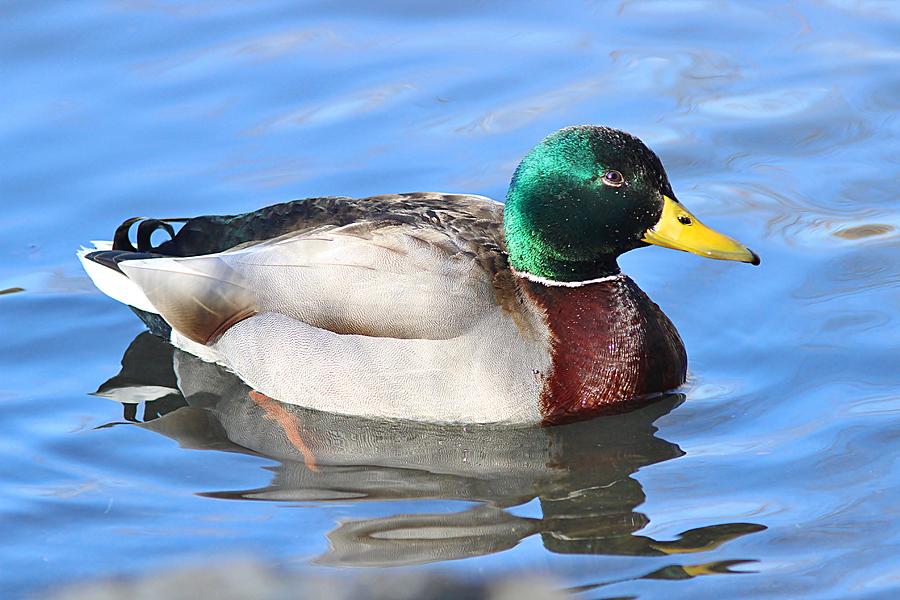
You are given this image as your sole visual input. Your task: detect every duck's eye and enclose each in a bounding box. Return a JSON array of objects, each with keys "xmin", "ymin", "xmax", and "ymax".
[{"xmin": 601, "ymin": 170, "xmax": 625, "ymax": 187}]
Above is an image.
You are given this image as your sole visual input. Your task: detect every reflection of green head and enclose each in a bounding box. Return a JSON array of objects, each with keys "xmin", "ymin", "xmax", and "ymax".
[{"xmin": 504, "ymin": 126, "xmax": 674, "ymax": 282}]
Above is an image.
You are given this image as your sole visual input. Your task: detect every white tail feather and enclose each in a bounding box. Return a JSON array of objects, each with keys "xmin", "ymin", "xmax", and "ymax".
[{"xmin": 77, "ymin": 244, "xmax": 159, "ymax": 313}]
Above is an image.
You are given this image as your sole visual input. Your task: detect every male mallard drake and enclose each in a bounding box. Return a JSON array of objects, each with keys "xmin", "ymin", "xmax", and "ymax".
[{"xmin": 79, "ymin": 126, "xmax": 758, "ymax": 425}]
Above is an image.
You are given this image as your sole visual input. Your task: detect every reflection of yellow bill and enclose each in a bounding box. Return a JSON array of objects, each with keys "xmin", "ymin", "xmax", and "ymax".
[{"xmin": 643, "ymin": 196, "xmax": 760, "ymax": 265}]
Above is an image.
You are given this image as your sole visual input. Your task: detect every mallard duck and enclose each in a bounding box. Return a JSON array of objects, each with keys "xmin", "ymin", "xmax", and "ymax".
[{"xmin": 79, "ymin": 126, "xmax": 758, "ymax": 424}]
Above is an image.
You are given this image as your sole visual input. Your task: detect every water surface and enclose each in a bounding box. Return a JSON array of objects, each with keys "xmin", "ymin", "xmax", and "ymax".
[{"xmin": 2, "ymin": 1, "xmax": 900, "ymax": 597}]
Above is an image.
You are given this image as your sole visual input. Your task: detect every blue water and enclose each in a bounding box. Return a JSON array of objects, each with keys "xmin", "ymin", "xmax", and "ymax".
[{"xmin": 3, "ymin": 1, "xmax": 900, "ymax": 597}]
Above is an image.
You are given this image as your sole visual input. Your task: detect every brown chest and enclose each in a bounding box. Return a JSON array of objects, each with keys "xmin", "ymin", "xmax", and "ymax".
[{"xmin": 521, "ymin": 276, "xmax": 687, "ymax": 424}]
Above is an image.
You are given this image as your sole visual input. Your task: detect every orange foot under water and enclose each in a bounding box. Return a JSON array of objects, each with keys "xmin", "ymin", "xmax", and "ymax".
[{"xmin": 248, "ymin": 390, "xmax": 319, "ymax": 471}]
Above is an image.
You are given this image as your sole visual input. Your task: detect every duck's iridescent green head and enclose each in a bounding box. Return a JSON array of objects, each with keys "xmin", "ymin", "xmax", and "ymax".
[{"xmin": 504, "ymin": 126, "xmax": 759, "ymax": 283}]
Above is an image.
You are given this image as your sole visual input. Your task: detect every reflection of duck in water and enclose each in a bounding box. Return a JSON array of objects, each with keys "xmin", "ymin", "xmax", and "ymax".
[
  {"xmin": 96, "ymin": 333, "xmax": 765, "ymax": 570},
  {"xmin": 81, "ymin": 126, "xmax": 758, "ymax": 424}
]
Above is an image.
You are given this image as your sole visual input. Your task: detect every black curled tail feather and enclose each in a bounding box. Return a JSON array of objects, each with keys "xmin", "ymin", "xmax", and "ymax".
[{"xmin": 113, "ymin": 217, "xmax": 189, "ymax": 252}]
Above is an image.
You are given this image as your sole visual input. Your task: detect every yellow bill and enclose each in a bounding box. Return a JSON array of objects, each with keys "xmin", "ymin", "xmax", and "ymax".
[{"xmin": 642, "ymin": 195, "xmax": 760, "ymax": 265}]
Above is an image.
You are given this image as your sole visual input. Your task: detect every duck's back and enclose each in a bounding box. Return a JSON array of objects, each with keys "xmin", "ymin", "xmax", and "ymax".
[{"xmin": 144, "ymin": 192, "xmax": 508, "ymax": 262}]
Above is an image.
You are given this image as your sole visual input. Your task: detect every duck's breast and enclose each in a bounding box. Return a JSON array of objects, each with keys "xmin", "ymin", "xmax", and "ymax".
[{"xmin": 521, "ymin": 275, "xmax": 687, "ymax": 424}]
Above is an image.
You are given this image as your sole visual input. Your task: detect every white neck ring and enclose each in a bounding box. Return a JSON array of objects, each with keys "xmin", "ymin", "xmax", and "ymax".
[{"xmin": 512, "ymin": 269, "xmax": 624, "ymax": 288}]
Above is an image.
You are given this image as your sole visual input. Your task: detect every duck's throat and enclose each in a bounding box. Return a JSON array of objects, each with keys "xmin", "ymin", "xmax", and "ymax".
[{"xmin": 521, "ymin": 275, "xmax": 687, "ymax": 424}]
